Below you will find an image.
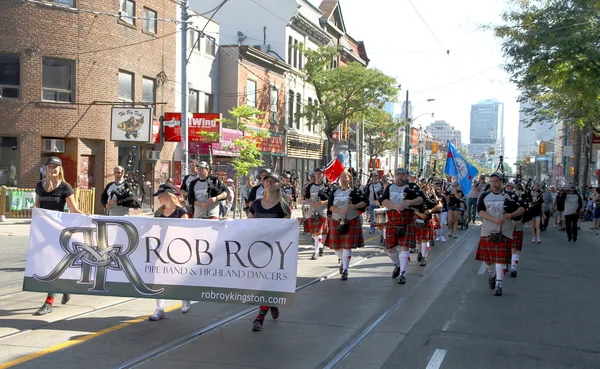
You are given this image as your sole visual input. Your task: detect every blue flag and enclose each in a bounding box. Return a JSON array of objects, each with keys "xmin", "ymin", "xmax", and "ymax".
[{"xmin": 444, "ymin": 142, "xmax": 479, "ymax": 196}]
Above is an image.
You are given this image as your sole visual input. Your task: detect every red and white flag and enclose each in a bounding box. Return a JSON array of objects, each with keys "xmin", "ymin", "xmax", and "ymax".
[{"xmin": 324, "ymin": 157, "xmax": 345, "ymax": 183}]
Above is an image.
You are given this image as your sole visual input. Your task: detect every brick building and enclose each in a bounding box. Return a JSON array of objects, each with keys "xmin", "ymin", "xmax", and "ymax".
[{"xmin": 0, "ymin": 0, "xmax": 178, "ymax": 213}]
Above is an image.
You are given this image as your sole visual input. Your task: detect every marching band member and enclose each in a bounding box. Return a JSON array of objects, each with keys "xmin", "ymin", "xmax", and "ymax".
[
  {"xmin": 247, "ymin": 172, "xmax": 289, "ymax": 331},
  {"xmin": 180, "ymin": 163, "xmax": 199, "ymax": 216},
  {"xmin": 381, "ymin": 168, "xmax": 425, "ymax": 284},
  {"xmin": 365, "ymin": 171, "xmax": 382, "ymax": 234},
  {"xmin": 414, "ymin": 181, "xmax": 442, "ymax": 267},
  {"xmin": 327, "ymin": 170, "xmax": 369, "ymax": 280},
  {"xmin": 149, "ymin": 183, "xmax": 192, "ymax": 320},
  {"xmin": 505, "ymin": 182, "xmax": 524, "ymax": 278},
  {"xmin": 186, "ymin": 161, "xmax": 228, "ymax": 220},
  {"xmin": 304, "ymin": 168, "xmax": 330, "ymax": 259},
  {"xmin": 100, "ymin": 166, "xmax": 139, "ymax": 216},
  {"xmin": 247, "ymin": 168, "xmax": 270, "ymax": 208},
  {"xmin": 475, "ymin": 173, "xmax": 525, "ymax": 296},
  {"xmin": 528, "ymin": 187, "xmax": 544, "ymax": 244},
  {"xmin": 434, "ymin": 179, "xmax": 448, "ymax": 242},
  {"xmin": 33, "ymin": 157, "xmax": 84, "ymax": 316},
  {"xmin": 281, "ymin": 173, "xmax": 296, "ymax": 204}
]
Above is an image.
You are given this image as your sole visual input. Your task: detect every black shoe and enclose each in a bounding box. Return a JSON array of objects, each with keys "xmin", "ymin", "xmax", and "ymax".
[
  {"xmin": 567, "ymin": 238, "xmax": 572, "ymax": 242},
  {"xmin": 420, "ymin": 258, "xmax": 427, "ymax": 267},
  {"xmin": 392, "ymin": 266, "xmax": 400, "ymax": 279},
  {"xmin": 488, "ymin": 275, "xmax": 496, "ymax": 290},
  {"xmin": 310, "ymin": 253, "xmax": 318, "ymax": 260},
  {"xmin": 494, "ymin": 286, "xmax": 503, "ymax": 296},
  {"xmin": 270, "ymin": 307, "xmax": 280, "ymax": 320},
  {"xmin": 318, "ymin": 248, "xmax": 324, "ymax": 257},
  {"xmin": 573, "ymin": 238, "xmax": 577, "ymax": 242},
  {"xmin": 341, "ymin": 270, "xmax": 348, "ymax": 280},
  {"xmin": 417, "ymin": 252, "xmax": 423, "ymax": 262},
  {"xmin": 510, "ymin": 269, "xmax": 517, "ymax": 278},
  {"xmin": 398, "ymin": 273, "xmax": 406, "ymax": 285},
  {"xmin": 380, "ymin": 235, "xmax": 384, "ymax": 245},
  {"xmin": 34, "ymin": 303, "xmax": 53, "ymax": 316},
  {"xmin": 252, "ymin": 319, "xmax": 263, "ymax": 331},
  {"xmin": 339, "ymin": 262, "xmax": 344, "ymax": 275},
  {"xmin": 61, "ymin": 294, "xmax": 70, "ymax": 305}
]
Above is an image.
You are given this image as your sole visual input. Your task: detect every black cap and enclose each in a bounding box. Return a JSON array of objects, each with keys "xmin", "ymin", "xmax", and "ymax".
[
  {"xmin": 45, "ymin": 156, "xmax": 62, "ymax": 167},
  {"xmin": 314, "ymin": 168, "xmax": 323, "ymax": 173},
  {"xmin": 263, "ymin": 172, "xmax": 282, "ymax": 183},
  {"xmin": 282, "ymin": 173, "xmax": 291, "ymax": 179},
  {"xmin": 490, "ymin": 172, "xmax": 502, "ymax": 179},
  {"xmin": 259, "ymin": 168, "xmax": 271, "ymax": 174},
  {"xmin": 196, "ymin": 161, "xmax": 209, "ymax": 169},
  {"xmin": 153, "ymin": 183, "xmax": 179, "ymax": 196}
]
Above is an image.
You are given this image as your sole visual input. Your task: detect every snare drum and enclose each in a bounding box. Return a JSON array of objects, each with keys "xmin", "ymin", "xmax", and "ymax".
[
  {"xmin": 301, "ymin": 204, "xmax": 312, "ymax": 219},
  {"xmin": 373, "ymin": 208, "xmax": 389, "ymax": 226}
]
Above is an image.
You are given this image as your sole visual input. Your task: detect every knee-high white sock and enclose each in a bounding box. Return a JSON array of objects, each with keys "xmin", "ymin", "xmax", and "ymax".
[
  {"xmin": 495, "ymin": 264, "xmax": 504, "ymax": 287},
  {"xmin": 156, "ymin": 299, "xmax": 165, "ymax": 310},
  {"xmin": 511, "ymin": 254, "xmax": 519, "ymax": 270},
  {"xmin": 387, "ymin": 248, "xmax": 400, "ymax": 267},
  {"xmin": 486, "ymin": 263, "xmax": 495, "ymax": 277},
  {"xmin": 383, "ymin": 228, "xmax": 386, "ymax": 239},
  {"xmin": 422, "ymin": 242, "xmax": 429, "ymax": 258},
  {"xmin": 342, "ymin": 249, "xmax": 351, "ymax": 271},
  {"xmin": 313, "ymin": 236, "xmax": 320, "ymax": 254},
  {"xmin": 400, "ymin": 250, "xmax": 410, "ymax": 273},
  {"xmin": 334, "ymin": 249, "xmax": 343, "ymax": 259}
]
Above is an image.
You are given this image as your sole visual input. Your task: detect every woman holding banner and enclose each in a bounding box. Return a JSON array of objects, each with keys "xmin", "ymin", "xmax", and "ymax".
[
  {"xmin": 327, "ymin": 170, "xmax": 368, "ymax": 280},
  {"xmin": 33, "ymin": 156, "xmax": 84, "ymax": 316},
  {"xmin": 149, "ymin": 183, "xmax": 192, "ymax": 321},
  {"xmin": 247, "ymin": 172, "xmax": 290, "ymax": 332}
]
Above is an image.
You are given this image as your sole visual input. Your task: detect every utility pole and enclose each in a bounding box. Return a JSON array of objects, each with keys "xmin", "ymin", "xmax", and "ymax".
[
  {"xmin": 404, "ymin": 90, "xmax": 410, "ymax": 169},
  {"xmin": 181, "ymin": 0, "xmax": 189, "ymax": 176}
]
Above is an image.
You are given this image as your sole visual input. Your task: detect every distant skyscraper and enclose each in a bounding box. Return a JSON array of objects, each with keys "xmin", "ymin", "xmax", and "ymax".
[
  {"xmin": 468, "ymin": 99, "xmax": 504, "ymax": 167},
  {"xmin": 517, "ymin": 98, "xmax": 557, "ymax": 161},
  {"xmin": 383, "ymin": 101, "xmax": 395, "ymax": 116},
  {"xmin": 426, "ymin": 120, "xmax": 462, "ymax": 147}
]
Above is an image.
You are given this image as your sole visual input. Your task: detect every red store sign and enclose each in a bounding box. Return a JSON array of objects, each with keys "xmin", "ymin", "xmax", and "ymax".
[{"xmin": 163, "ymin": 113, "xmax": 222, "ymax": 143}]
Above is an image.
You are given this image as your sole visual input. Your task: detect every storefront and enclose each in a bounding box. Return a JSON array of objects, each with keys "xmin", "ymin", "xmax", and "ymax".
[{"xmin": 284, "ymin": 133, "xmax": 323, "ymax": 191}]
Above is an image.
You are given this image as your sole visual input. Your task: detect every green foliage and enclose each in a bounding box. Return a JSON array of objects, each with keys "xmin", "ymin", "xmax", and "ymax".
[
  {"xmin": 301, "ymin": 45, "xmax": 400, "ymax": 140},
  {"xmin": 363, "ymin": 109, "xmax": 403, "ymax": 160},
  {"xmin": 220, "ymin": 106, "xmax": 269, "ymax": 177},
  {"xmin": 494, "ymin": 0, "xmax": 600, "ymax": 129}
]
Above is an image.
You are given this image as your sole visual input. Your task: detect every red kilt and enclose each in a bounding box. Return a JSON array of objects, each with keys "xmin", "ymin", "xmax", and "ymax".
[
  {"xmin": 327, "ymin": 217, "xmax": 364, "ymax": 250},
  {"xmin": 414, "ymin": 219, "xmax": 434, "ymax": 242},
  {"xmin": 510, "ymin": 230, "xmax": 523, "ymax": 251},
  {"xmin": 306, "ymin": 214, "xmax": 328, "ymax": 235},
  {"xmin": 475, "ymin": 236, "xmax": 511, "ymax": 264},
  {"xmin": 385, "ymin": 209, "xmax": 416, "ymax": 249},
  {"xmin": 433, "ymin": 214, "xmax": 441, "ymax": 229}
]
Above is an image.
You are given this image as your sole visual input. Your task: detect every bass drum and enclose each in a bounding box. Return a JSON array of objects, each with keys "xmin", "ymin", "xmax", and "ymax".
[{"xmin": 373, "ymin": 208, "xmax": 388, "ymax": 226}]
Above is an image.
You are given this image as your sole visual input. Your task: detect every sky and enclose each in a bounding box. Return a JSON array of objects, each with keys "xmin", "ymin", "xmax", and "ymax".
[{"xmin": 309, "ymin": 0, "xmax": 521, "ymax": 166}]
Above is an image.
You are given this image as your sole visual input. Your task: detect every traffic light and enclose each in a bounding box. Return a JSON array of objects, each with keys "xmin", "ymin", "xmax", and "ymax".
[
  {"xmin": 526, "ymin": 157, "xmax": 530, "ymax": 164},
  {"xmin": 432, "ymin": 142, "xmax": 439, "ymax": 154},
  {"xmin": 570, "ymin": 167, "xmax": 575, "ymax": 176},
  {"xmin": 539, "ymin": 141, "xmax": 547, "ymax": 155}
]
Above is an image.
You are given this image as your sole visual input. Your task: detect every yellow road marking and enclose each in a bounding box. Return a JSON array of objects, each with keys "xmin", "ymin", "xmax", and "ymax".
[{"xmin": 0, "ymin": 303, "xmax": 183, "ymax": 369}]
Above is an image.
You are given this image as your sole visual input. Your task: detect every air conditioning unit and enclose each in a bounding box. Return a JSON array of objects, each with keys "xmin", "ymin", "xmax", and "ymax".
[
  {"xmin": 42, "ymin": 139, "xmax": 65, "ymax": 153},
  {"xmin": 146, "ymin": 150, "xmax": 161, "ymax": 161}
]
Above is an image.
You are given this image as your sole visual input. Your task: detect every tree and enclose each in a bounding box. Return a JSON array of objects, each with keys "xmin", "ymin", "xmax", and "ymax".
[
  {"xmin": 301, "ymin": 46, "xmax": 400, "ymax": 142},
  {"xmin": 363, "ymin": 109, "xmax": 403, "ymax": 166}
]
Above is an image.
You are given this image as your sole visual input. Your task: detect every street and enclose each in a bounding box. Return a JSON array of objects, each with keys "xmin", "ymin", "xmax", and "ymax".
[{"xmin": 0, "ymin": 217, "xmax": 599, "ymax": 369}]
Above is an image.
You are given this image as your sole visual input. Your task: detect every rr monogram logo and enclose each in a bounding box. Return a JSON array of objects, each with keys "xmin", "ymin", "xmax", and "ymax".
[{"xmin": 34, "ymin": 219, "xmax": 163, "ymax": 296}]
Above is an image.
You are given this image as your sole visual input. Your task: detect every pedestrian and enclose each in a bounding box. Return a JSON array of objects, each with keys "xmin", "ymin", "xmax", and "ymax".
[
  {"xmin": 186, "ymin": 161, "xmax": 228, "ymax": 220},
  {"xmin": 381, "ymin": 168, "xmax": 425, "ymax": 284},
  {"xmin": 221, "ymin": 178, "xmax": 235, "ymax": 218},
  {"xmin": 149, "ymin": 183, "xmax": 191, "ymax": 320},
  {"xmin": 475, "ymin": 173, "xmax": 525, "ymax": 296},
  {"xmin": 100, "ymin": 166, "xmax": 139, "ymax": 216},
  {"xmin": 447, "ymin": 183, "xmax": 462, "ymax": 238},
  {"xmin": 434, "ymin": 179, "xmax": 448, "ymax": 242},
  {"xmin": 564, "ymin": 185, "xmax": 583, "ymax": 242},
  {"xmin": 247, "ymin": 172, "xmax": 289, "ymax": 331},
  {"xmin": 592, "ymin": 187, "xmax": 600, "ymax": 230},
  {"xmin": 280, "ymin": 173, "xmax": 296, "ymax": 205},
  {"xmin": 241, "ymin": 176, "xmax": 254, "ymax": 217},
  {"xmin": 414, "ymin": 180, "xmax": 442, "ymax": 267},
  {"xmin": 556, "ymin": 188, "xmax": 567, "ymax": 231},
  {"xmin": 304, "ymin": 168, "xmax": 331, "ymax": 259},
  {"xmin": 541, "ymin": 185, "xmax": 553, "ymax": 230},
  {"xmin": 247, "ymin": 168, "xmax": 271, "ymax": 209},
  {"xmin": 528, "ymin": 188, "xmax": 544, "ymax": 244},
  {"xmin": 327, "ymin": 170, "xmax": 369, "ymax": 280},
  {"xmin": 33, "ymin": 156, "xmax": 84, "ymax": 316},
  {"xmin": 365, "ymin": 171, "xmax": 382, "ymax": 234},
  {"xmin": 468, "ymin": 174, "xmax": 486, "ymax": 223},
  {"xmin": 505, "ymin": 182, "xmax": 524, "ymax": 277}
]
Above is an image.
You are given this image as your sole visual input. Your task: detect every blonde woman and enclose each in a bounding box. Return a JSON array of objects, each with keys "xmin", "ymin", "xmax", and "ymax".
[
  {"xmin": 149, "ymin": 183, "xmax": 192, "ymax": 321},
  {"xmin": 247, "ymin": 172, "xmax": 290, "ymax": 331},
  {"xmin": 33, "ymin": 156, "xmax": 83, "ymax": 316}
]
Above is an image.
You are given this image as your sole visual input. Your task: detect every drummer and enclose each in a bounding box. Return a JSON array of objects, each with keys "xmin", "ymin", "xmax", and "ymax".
[
  {"xmin": 414, "ymin": 180, "xmax": 442, "ymax": 266},
  {"xmin": 381, "ymin": 168, "xmax": 425, "ymax": 284},
  {"xmin": 304, "ymin": 168, "xmax": 330, "ymax": 259}
]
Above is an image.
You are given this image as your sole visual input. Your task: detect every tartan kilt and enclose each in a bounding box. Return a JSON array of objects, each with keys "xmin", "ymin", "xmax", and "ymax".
[
  {"xmin": 475, "ymin": 236, "xmax": 511, "ymax": 264},
  {"xmin": 385, "ymin": 209, "xmax": 416, "ymax": 249},
  {"xmin": 414, "ymin": 219, "xmax": 434, "ymax": 242},
  {"xmin": 327, "ymin": 217, "xmax": 364, "ymax": 250},
  {"xmin": 510, "ymin": 230, "xmax": 524, "ymax": 251},
  {"xmin": 306, "ymin": 215, "xmax": 328, "ymax": 235},
  {"xmin": 433, "ymin": 214, "xmax": 441, "ymax": 229}
]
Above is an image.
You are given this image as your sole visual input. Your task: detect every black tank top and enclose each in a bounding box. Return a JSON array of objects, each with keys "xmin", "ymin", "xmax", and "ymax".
[{"xmin": 249, "ymin": 199, "xmax": 288, "ymax": 219}]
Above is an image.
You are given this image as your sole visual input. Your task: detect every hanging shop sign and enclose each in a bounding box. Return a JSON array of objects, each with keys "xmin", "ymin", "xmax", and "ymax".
[
  {"xmin": 110, "ymin": 107, "xmax": 153, "ymax": 143},
  {"xmin": 163, "ymin": 113, "xmax": 182, "ymax": 142},
  {"xmin": 163, "ymin": 113, "xmax": 222, "ymax": 143}
]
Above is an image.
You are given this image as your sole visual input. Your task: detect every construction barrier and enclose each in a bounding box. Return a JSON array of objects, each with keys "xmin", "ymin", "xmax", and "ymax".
[{"xmin": 0, "ymin": 186, "xmax": 96, "ymax": 221}]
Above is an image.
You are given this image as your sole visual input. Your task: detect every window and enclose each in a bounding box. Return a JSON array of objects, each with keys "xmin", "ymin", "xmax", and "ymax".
[
  {"xmin": 204, "ymin": 93, "xmax": 214, "ymax": 113},
  {"xmin": 298, "ymin": 47, "xmax": 303, "ymax": 69},
  {"xmin": 205, "ymin": 36, "xmax": 216, "ymax": 57},
  {"xmin": 118, "ymin": 71, "xmax": 134, "ymax": 103},
  {"xmin": 189, "ymin": 89, "xmax": 199, "ymax": 113},
  {"xmin": 307, "ymin": 97, "xmax": 312, "ymax": 131},
  {"xmin": 48, "ymin": 0, "xmax": 74, "ymax": 6},
  {"xmin": 293, "ymin": 40, "xmax": 298, "ymax": 68},
  {"xmin": 189, "ymin": 30, "xmax": 200, "ymax": 52},
  {"xmin": 0, "ymin": 55, "xmax": 20, "ymax": 98},
  {"xmin": 295, "ymin": 93, "xmax": 301, "ymax": 130},
  {"xmin": 287, "ymin": 90, "xmax": 294, "ymax": 128},
  {"xmin": 269, "ymin": 85, "xmax": 278, "ymax": 124},
  {"xmin": 42, "ymin": 58, "xmax": 74, "ymax": 103},
  {"xmin": 142, "ymin": 77, "xmax": 155, "ymax": 104},
  {"xmin": 287, "ymin": 36, "xmax": 293, "ymax": 65},
  {"xmin": 119, "ymin": 0, "xmax": 135, "ymax": 25},
  {"xmin": 246, "ymin": 80, "xmax": 257, "ymax": 108},
  {"xmin": 142, "ymin": 8, "xmax": 156, "ymax": 34},
  {"xmin": 313, "ymin": 100, "xmax": 319, "ymax": 133}
]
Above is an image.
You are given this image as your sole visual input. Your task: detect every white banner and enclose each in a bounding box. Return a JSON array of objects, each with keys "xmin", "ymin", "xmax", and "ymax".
[{"xmin": 24, "ymin": 209, "xmax": 299, "ymax": 307}]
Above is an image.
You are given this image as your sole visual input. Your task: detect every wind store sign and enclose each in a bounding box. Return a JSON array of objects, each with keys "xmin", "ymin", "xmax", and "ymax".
[{"xmin": 163, "ymin": 113, "xmax": 222, "ymax": 143}]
